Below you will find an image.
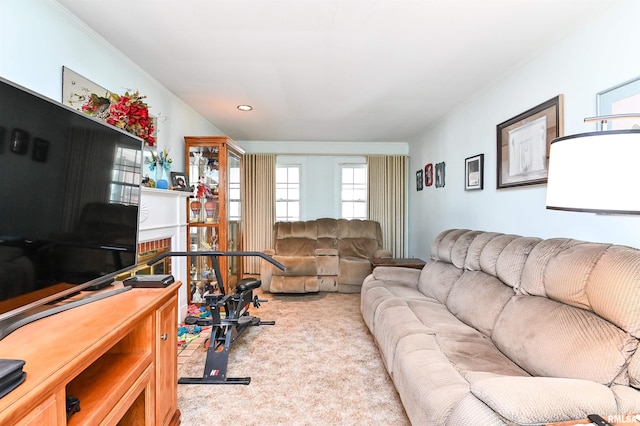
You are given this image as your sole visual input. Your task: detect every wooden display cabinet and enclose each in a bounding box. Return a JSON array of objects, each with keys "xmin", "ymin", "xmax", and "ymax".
[{"xmin": 184, "ymin": 136, "xmax": 244, "ymax": 299}]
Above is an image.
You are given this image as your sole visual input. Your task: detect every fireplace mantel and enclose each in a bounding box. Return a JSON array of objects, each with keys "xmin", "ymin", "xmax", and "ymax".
[{"xmin": 139, "ymin": 187, "xmax": 190, "ymax": 319}]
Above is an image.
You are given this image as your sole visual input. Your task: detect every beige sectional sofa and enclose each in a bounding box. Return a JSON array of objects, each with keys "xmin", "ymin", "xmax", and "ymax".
[
  {"xmin": 260, "ymin": 218, "xmax": 391, "ymax": 293},
  {"xmin": 361, "ymin": 229, "xmax": 640, "ymax": 425}
]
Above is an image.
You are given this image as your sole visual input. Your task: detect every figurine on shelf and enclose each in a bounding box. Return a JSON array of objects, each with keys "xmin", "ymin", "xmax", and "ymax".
[
  {"xmin": 205, "ymin": 199, "xmax": 217, "ymax": 223},
  {"xmin": 192, "ymin": 176, "xmax": 216, "ymax": 223},
  {"xmin": 190, "ymin": 200, "xmax": 202, "ymax": 223},
  {"xmin": 194, "ymin": 176, "xmax": 213, "ymax": 198}
]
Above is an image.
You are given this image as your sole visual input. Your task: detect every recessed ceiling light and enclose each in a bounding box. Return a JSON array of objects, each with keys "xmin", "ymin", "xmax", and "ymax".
[{"xmin": 237, "ymin": 105, "xmax": 253, "ymax": 111}]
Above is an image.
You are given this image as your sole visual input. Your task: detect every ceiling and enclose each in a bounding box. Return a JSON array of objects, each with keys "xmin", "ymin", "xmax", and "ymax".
[{"xmin": 56, "ymin": 0, "xmax": 619, "ymax": 143}]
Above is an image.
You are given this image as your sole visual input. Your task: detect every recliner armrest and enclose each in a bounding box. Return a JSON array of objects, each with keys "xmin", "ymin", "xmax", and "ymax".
[{"xmin": 470, "ymin": 376, "xmax": 618, "ymax": 424}]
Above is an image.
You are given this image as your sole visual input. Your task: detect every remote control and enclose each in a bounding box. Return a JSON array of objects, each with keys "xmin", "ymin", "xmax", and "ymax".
[{"xmin": 587, "ymin": 414, "xmax": 612, "ymax": 426}]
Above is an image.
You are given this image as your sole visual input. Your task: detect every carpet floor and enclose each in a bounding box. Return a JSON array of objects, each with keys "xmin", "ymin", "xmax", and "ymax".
[{"xmin": 177, "ymin": 290, "xmax": 410, "ymax": 425}]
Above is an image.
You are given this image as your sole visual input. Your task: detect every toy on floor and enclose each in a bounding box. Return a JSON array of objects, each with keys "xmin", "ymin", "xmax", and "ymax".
[{"xmin": 147, "ymin": 251, "xmax": 285, "ymax": 385}]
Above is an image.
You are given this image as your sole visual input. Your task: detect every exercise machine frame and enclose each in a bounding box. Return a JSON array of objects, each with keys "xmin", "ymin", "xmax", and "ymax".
[{"xmin": 147, "ymin": 251, "xmax": 285, "ymax": 385}]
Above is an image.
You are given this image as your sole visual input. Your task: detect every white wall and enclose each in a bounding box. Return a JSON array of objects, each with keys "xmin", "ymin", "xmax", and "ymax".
[
  {"xmin": 408, "ymin": 0, "xmax": 640, "ymax": 258},
  {"xmin": 0, "ymin": 0, "xmax": 223, "ymax": 169}
]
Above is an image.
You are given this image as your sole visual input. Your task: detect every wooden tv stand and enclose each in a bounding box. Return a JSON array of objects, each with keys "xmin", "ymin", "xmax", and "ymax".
[{"xmin": 0, "ymin": 281, "xmax": 182, "ymax": 425}]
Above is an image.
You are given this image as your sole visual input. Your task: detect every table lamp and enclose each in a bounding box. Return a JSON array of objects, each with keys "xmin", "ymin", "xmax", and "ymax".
[{"xmin": 546, "ymin": 115, "xmax": 640, "ymax": 215}]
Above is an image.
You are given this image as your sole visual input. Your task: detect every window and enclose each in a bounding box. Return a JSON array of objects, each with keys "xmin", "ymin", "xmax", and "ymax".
[
  {"xmin": 276, "ymin": 165, "xmax": 300, "ymax": 221},
  {"xmin": 341, "ymin": 165, "xmax": 367, "ymax": 219},
  {"xmin": 228, "ymin": 156, "xmax": 241, "ymax": 221},
  {"xmin": 110, "ymin": 145, "xmax": 142, "ymax": 205}
]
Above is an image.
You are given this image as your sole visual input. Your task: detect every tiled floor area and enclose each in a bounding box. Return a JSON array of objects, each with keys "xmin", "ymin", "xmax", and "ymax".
[{"xmin": 177, "ymin": 327, "xmax": 209, "ymax": 366}]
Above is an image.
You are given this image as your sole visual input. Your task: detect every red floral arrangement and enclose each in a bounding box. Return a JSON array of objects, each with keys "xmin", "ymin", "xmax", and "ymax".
[{"xmin": 82, "ymin": 90, "xmax": 156, "ymax": 146}]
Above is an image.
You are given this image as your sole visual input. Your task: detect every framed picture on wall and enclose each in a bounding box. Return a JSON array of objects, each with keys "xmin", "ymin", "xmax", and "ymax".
[
  {"xmin": 435, "ymin": 162, "xmax": 445, "ymax": 188},
  {"xmin": 416, "ymin": 169, "xmax": 423, "ymax": 191},
  {"xmin": 596, "ymin": 76, "xmax": 640, "ymax": 130},
  {"xmin": 424, "ymin": 163, "xmax": 433, "ymax": 187},
  {"xmin": 497, "ymin": 95, "xmax": 563, "ymax": 189},
  {"xmin": 464, "ymin": 154, "xmax": 484, "ymax": 191}
]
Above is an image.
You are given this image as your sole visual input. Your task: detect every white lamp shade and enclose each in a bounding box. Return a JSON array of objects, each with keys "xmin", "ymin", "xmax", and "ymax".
[{"xmin": 546, "ymin": 129, "xmax": 640, "ymax": 214}]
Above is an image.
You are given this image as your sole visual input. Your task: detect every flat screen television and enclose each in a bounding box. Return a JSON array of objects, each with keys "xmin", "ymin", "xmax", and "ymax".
[{"xmin": 0, "ymin": 75, "xmax": 143, "ymax": 339}]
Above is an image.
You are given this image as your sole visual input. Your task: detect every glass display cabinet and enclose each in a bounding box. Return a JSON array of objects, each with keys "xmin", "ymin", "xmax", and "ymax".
[{"xmin": 184, "ymin": 136, "xmax": 244, "ymax": 301}]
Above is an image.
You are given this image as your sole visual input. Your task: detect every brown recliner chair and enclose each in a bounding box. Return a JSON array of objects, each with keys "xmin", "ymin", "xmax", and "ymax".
[{"xmin": 260, "ymin": 218, "xmax": 391, "ymax": 293}]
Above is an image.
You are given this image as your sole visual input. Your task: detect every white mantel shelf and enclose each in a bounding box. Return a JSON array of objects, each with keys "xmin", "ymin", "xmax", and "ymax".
[{"xmin": 139, "ymin": 186, "xmax": 191, "ymax": 320}]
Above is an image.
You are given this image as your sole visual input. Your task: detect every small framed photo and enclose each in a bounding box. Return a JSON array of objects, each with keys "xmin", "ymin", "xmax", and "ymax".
[
  {"xmin": 416, "ymin": 169, "xmax": 423, "ymax": 191},
  {"xmin": 435, "ymin": 162, "xmax": 445, "ymax": 188},
  {"xmin": 497, "ymin": 95, "xmax": 563, "ymax": 189},
  {"xmin": 465, "ymin": 154, "xmax": 484, "ymax": 191},
  {"xmin": 424, "ymin": 163, "xmax": 433, "ymax": 187},
  {"xmin": 170, "ymin": 172, "xmax": 190, "ymax": 191}
]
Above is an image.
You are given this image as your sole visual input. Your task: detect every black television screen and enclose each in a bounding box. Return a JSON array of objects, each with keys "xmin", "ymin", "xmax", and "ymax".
[{"xmin": 0, "ymin": 76, "xmax": 142, "ymax": 336}]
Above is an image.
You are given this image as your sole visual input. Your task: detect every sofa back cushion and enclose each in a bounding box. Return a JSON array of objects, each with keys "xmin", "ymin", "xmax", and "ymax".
[
  {"xmin": 417, "ymin": 261, "xmax": 463, "ymax": 304},
  {"xmin": 337, "ymin": 219, "xmax": 382, "ymax": 258},
  {"xmin": 521, "ymin": 240, "xmax": 640, "ymax": 338},
  {"xmin": 273, "ymin": 221, "xmax": 318, "ymax": 256},
  {"xmin": 492, "ymin": 295, "xmax": 637, "ymax": 386},
  {"xmin": 316, "ymin": 218, "xmax": 338, "ymax": 250},
  {"xmin": 446, "ymin": 271, "xmax": 514, "ymax": 337},
  {"xmin": 493, "ymin": 238, "xmax": 640, "ymax": 386},
  {"xmin": 275, "ymin": 238, "xmax": 317, "ymax": 256}
]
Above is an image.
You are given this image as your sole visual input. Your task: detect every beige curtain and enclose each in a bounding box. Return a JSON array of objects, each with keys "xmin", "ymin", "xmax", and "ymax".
[
  {"xmin": 367, "ymin": 155, "xmax": 407, "ymax": 257},
  {"xmin": 242, "ymin": 154, "xmax": 276, "ymax": 274}
]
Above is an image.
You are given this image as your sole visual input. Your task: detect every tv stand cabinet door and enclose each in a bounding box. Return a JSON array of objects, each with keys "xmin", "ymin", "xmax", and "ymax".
[
  {"xmin": 157, "ymin": 295, "xmax": 179, "ymax": 425},
  {"xmin": 14, "ymin": 394, "xmax": 61, "ymax": 426}
]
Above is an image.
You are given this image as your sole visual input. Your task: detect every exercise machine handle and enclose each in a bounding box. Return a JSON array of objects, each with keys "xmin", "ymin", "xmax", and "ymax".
[{"xmin": 146, "ymin": 250, "xmax": 286, "ymax": 271}]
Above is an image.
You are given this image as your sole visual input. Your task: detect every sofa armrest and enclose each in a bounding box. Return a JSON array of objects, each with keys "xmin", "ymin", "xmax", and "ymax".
[
  {"xmin": 373, "ymin": 249, "xmax": 392, "ymax": 258},
  {"xmin": 470, "ymin": 376, "xmax": 618, "ymax": 424},
  {"xmin": 264, "ymin": 248, "xmax": 275, "ymax": 255},
  {"xmin": 371, "ymin": 266, "xmax": 420, "ymax": 287},
  {"xmin": 315, "ymin": 248, "xmax": 338, "ymax": 256}
]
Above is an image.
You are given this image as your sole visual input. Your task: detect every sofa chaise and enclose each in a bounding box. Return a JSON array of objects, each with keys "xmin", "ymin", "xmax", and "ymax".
[
  {"xmin": 261, "ymin": 218, "xmax": 391, "ymax": 293},
  {"xmin": 361, "ymin": 229, "xmax": 640, "ymax": 425}
]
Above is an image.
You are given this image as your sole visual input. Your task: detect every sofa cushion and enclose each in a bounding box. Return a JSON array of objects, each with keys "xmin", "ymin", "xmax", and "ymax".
[
  {"xmin": 431, "ymin": 229, "xmax": 470, "ymax": 263},
  {"xmin": 450, "ymin": 230, "xmax": 482, "ymax": 268},
  {"xmin": 586, "ymin": 245, "xmax": 640, "ymax": 337},
  {"xmin": 270, "ymin": 275, "xmax": 318, "ymax": 293},
  {"xmin": 316, "ymin": 217, "xmax": 338, "ymax": 238},
  {"xmin": 470, "ymin": 376, "xmax": 618, "ymax": 424},
  {"xmin": 272, "ymin": 255, "xmax": 317, "ymax": 275},
  {"xmin": 417, "ymin": 261, "xmax": 463, "ymax": 304},
  {"xmin": 274, "ymin": 238, "xmax": 316, "ymax": 256},
  {"xmin": 392, "ymin": 333, "xmax": 474, "ymax": 424},
  {"xmin": 463, "ymin": 231, "xmax": 502, "ymax": 271},
  {"xmin": 492, "ymin": 295, "xmax": 637, "ymax": 385},
  {"xmin": 478, "ymin": 234, "xmax": 519, "ymax": 278},
  {"xmin": 445, "ymin": 270, "xmax": 514, "ymax": 337},
  {"xmin": 274, "ymin": 220, "xmax": 317, "ymax": 239},
  {"xmin": 337, "ymin": 238, "xmax": 378, "ymax": 258},
  {"xmin": 523, "ymin": 242, "xmax": 640, "ymax": 339},
  {"xmin": 520, "ymin": 238, "xmax": 587, "ymax": 297},
  {"xmin": 338, "ymin": 256, "xmax": 372, "ymax": 285},
  {"xmin": 495, "ymin": 236, "xmax": 541, "ymax": 290}
]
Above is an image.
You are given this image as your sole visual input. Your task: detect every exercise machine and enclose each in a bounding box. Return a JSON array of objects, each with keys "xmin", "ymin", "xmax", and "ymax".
[{"xmin": 147, "ymin": 251, "xmax": 285, "ymax": 385}]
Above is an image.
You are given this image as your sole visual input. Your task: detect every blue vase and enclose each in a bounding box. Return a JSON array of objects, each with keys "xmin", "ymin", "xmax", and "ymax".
[{"xmin": 155, "ymin": 167, "xmax": 169, "ymax": 189}]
